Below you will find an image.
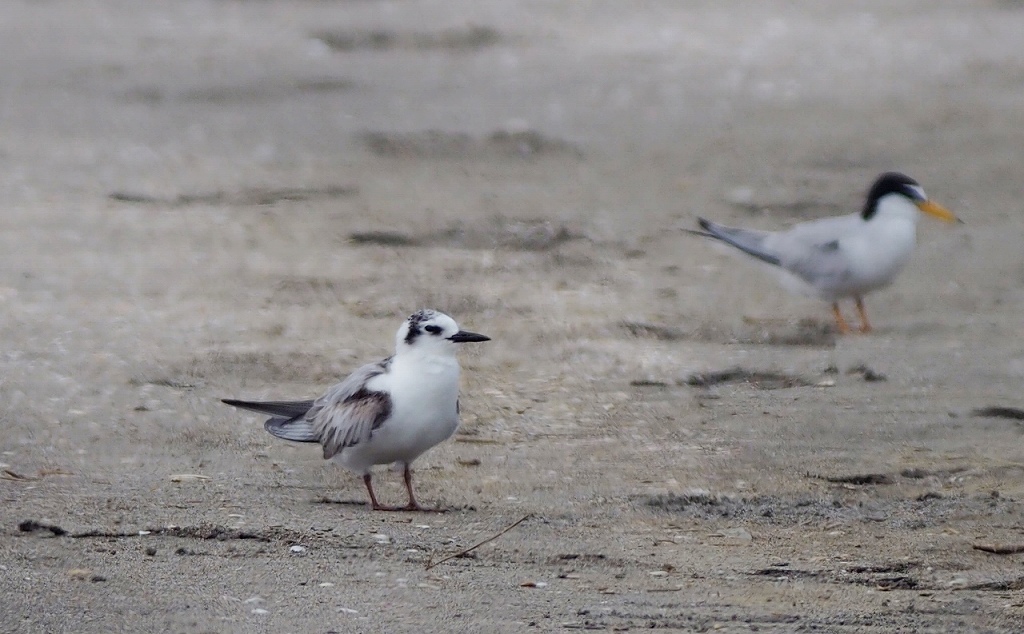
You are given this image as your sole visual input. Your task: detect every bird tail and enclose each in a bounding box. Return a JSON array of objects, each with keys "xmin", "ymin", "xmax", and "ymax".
[
  {"xmin": 221, "ymin": 398, "xmax": 320, "ymax": 443},
  {"xmin": 693, "ymin": 218, "xmax": 781, "ymax": 266}
]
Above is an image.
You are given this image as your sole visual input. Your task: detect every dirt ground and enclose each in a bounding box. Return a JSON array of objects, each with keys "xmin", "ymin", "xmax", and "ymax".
[{"xmin": 3, "ymin": 1, "xmax": 1024, "ymax": 632}]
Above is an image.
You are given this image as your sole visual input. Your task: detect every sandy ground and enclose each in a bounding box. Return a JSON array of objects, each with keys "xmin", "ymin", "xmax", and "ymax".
[{"xmin": 3, "ymin": 1, "xmax": 1024, "ymax": 632}]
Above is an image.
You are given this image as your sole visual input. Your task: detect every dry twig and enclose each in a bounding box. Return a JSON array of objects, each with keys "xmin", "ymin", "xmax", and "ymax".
[
  {"xmin": 425, "ymin": 514, "xmax": 531, "ymax": 570},
  {"xmin": 973, "ymin": 543, "xmax": 1024, "ymax": 555}
]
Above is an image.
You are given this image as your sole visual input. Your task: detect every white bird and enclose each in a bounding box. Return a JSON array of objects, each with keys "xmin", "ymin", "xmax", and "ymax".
[
  {"xmin": 691, "ymin": 172, "xmax": 960, "ymax": 334},
  {"xmin": 222, "ymin": 309, "xmax": 490, "ymax": 511}
]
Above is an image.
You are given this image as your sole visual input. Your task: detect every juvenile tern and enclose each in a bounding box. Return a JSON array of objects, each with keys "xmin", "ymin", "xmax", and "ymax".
[
  {"xmin": 222, "ymin": 309, "xmax": 490, "ymax": 511},
  {"xmin": 691, "ymin": 172, "xmax": 960, "ymax": 333}
]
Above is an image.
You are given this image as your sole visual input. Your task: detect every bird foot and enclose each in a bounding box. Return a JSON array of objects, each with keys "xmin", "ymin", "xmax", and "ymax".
[
  {"xmin": 370, "ymin": 503, "xmax": 406, "ymax": 512},
  {"xmin": 370, "ymin": 502, "xmax": 447, "ymax": 513},
  {"xmin": 403, "ymin": 502, "xmax": 448, "ymax": 513}
]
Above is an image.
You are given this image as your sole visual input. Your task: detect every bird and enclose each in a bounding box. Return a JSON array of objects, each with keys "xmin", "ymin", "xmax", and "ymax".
[
  {"xmin": 689, "ymin": 172, "xmax": 960, "ymax": 334},
  {"xmin": 222, "ymin": 309, "xmax": 490, "ymax": 511}
]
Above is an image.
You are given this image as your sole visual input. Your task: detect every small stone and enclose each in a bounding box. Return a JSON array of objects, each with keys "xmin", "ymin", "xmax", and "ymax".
[
  {"xmin": 168, "ymin": 474, "xmax": 211, "ymax": 482},
  {"xmin": 251, "ymin": 608, "xmax": 269, "ymax": 615},
  {"xmin": 862, "ymin": 506, "xmax": 888, "ymax": 522},
  {"xmin": 145, "ymin": 547, "xmax": 157, "ymax": 556},
  {"xmin": 718, "ymin": 527, "xmax": 753, "ymax": 542},
  {"xmin": 289, "ymin": 545, "xmax": 307, "ymax": 554},
  {"xmin": 372, "ymin": 533, "xmax": 391, "ymax": 544}
]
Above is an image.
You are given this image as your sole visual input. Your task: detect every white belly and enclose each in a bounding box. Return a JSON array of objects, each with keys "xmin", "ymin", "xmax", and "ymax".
[
  {"xmin": 778, "ymin": 219, "xmax": 917, "ymax": 302},
  {"xmin": 335, "ymin": 355, "xmax": 461, "ymax": 474}
]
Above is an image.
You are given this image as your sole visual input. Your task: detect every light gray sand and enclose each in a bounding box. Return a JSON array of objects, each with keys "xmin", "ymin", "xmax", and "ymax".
[{"xmin": 2, "ymin": 1, "xmax": 1024, "ymax": 632}]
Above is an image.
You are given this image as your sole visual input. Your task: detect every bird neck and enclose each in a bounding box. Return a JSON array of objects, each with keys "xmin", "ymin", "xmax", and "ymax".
[
  {"xmin": 873, "ymin": 195, "xmax": 922, "ymax": 226},
  {"xmin": 394, "ymin": 346, "xmax": 459, "ymax": 367}
]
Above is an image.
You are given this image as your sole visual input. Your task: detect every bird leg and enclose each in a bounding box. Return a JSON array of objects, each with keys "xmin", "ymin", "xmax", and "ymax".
[
  {"xmin": 854, "ymin": 296, "xmax": 872, "ymax": 333},
  {"xmin": 401, "ymin": 466, "xmax": 446, "ymax": 512},
  {"xmin": 362, "ymin": 469, "xmax": 446, "ymax": 512},
  {"xmin": 402, "ymin": 466, "xmax": 423, "ymax": 511},
  {"xmin": 363, "ymin": 473, "xmax": 401, "ymax": 512},
  {"xmin": 831, "ymin": 303, "xmax": 851, "ymax": 335}
]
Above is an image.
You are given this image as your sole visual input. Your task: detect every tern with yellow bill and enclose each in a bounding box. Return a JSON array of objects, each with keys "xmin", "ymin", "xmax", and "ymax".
[{"xmin": 691, "ymin": 172, "xmax": 960, "ymax": 334}]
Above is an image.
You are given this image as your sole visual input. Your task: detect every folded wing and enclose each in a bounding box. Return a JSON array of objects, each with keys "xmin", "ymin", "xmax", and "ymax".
[
  {"xmin": 221, "ymin": 356, "xmax": 394, "ymax": 452},
  {"xmin": 764, "ymin": 215, "xmax": 860, "ymax": 290},
  {"xmin": 306, "ymin": 358, "xmax": 394, "ymax": 459},
  {"xmin": 697, "ymin": 218, "xmax": 781, "ymax": 266},
  {"xmin": 697, "ymin": 216, "xmax": 856, "ymax": 291},
  {"xmin": 221, "ymin": 398, "xmax": 319, "ymax": 442}
]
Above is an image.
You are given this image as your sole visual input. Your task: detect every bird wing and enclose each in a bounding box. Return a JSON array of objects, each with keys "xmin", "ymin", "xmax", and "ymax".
[
  {"xmin": 306, "ymin": 358, "xmax": 394, "ymax": 459},
  {"xmin": 765, "ymin": 215, "xmax": 863, "ymax": 289},
  {"xmin": 776, "ymin": 239, "xmax": 853, "ymax": 290},
  {"xmin": 695, "ymin": 218, "xmax": 781, "ymax": 265},
  {"xmin": 696, "ymin": 215, "xmax": 864, "ymax": 291},
  {"xmin": 221, "ymin": 399, "xmax": 314, "ymax": 418},
  {"xmin": 221, "ymin": 398, "xmax": 319, "ymax": 442},
  {"xmin": 220, "ymin": 356, "xmax": 394, "ymax": 449}
]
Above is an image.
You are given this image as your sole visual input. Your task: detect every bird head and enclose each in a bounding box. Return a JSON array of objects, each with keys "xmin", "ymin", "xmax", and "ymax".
[
  {"xmin": 395, "ymin": 309, "xmax": 490, "ymax": 355},
  {"xmin": 862, "ymin": 172, "xmax": 960, "ymax": 224}
]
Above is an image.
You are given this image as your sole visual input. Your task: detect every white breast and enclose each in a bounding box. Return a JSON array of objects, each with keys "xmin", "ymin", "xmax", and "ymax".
[
  {"xmin": 335, "ymin": 353, "xmax": 461, "ymax": 473},
  {"xmin": 841, "ymin": 215, "xmax": 917, "ymax": 293}
]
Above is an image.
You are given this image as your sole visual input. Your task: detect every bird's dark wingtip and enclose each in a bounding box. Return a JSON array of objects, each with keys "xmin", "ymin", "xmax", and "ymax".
[{"xmin": 681, "ymin": 217, "xmax": 716, "ymax": 238}]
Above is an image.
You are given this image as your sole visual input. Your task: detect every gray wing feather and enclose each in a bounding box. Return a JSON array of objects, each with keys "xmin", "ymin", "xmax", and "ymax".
[
  {"xmin": 221, "ymin": 399, "xmax": 315, "ymax": 418},
  {"xmin": 696, "ymin": 218, "xmax": 781, "ymax": 266},
  {"xmin": 698, "ymin": 216, "xmax": 858, "ymax": 290},
  {"xmin": 766, "ymin": 215, "xmax": 863, "ymax": 289},
  {"xmin": 778, "ymin": 242, "xmax": 852, "ymax": 289},
  {"xmin": 221, "ymin": 398, "xmax": 319, "ymax": 442},
  {"xmin": 264, "ymin": 416, "xmax": 319, "ymax": 442},
  {"xmin": 221, "ymin": 357, "xmax": 393, "ymax": 455},
  {"xmin": 306, "ymin": 358, "xmax": 393, "ymax": 459}
]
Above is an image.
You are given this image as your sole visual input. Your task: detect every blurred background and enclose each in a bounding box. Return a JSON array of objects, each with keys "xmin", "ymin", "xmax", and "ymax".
[{"xmin": 3, "ymin": 1, "xmax": 1024, "ymax": 632}]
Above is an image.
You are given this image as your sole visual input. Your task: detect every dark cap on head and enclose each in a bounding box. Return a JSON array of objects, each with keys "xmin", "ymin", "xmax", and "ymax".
[{"xmin": 862, "ymin": 172, "xmax": 922, "ymax": 220}]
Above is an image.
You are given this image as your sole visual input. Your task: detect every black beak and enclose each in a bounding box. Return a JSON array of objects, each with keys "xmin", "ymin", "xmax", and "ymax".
[{"xmin": 449, "ymin": 330, "xmax": 490, "ymax": 343}]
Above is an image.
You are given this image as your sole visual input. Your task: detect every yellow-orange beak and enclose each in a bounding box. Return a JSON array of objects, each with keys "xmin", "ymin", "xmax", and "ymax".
[{"xmin": 916, "ymin": 199, "xmax": 962, "ymax": 224}]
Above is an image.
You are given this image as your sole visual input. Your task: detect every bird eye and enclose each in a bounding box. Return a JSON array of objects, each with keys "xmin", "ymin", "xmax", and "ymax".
[{"xmin": 424, "ymin": 325, "xmax": 443, "ymax": 335}]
